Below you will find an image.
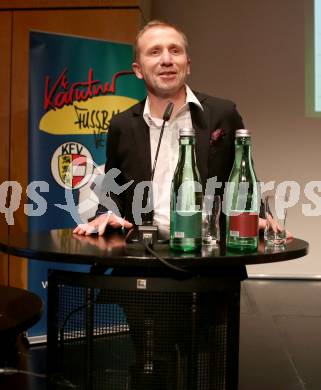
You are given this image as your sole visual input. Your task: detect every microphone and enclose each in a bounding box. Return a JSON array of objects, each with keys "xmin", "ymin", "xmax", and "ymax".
[
  {"xmin": 163, "ymin": 101, "xmax": 175, "ymax": 121},
  {"xmin": 151, "ymin": 102, "xmax": 174, "ymax": 182},
  {"xmin": 131, "ymin": 102, "xmax": 174, "ymax": 246},
  {"xmin": 145, "ymin": 101, "xmax": 174, "ymax": 224}
]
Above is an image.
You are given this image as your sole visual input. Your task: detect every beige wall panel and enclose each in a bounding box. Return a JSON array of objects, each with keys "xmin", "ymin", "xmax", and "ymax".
[
  {"xmin": 0, "ymin": 12, "xmax": 12, "ymax": 285},
  {"xmin": 9, "ymin": 8, "xmax": 141, "ymax": 287},
  {"xmin": 152, "ymin": 0, "xmax": 319, "ymax": 277}
]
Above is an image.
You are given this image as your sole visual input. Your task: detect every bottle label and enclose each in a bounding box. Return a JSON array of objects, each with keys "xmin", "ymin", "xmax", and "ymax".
[
  {"xmin": 229, "ymin": 213, "xmax": 258, "ymax": 238},
  {"xmin": 172, "ymin": 210, "xmax": 202, "ymax": 239}
]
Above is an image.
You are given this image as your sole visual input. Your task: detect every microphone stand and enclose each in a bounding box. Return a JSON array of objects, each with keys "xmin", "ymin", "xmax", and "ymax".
[{"xmin": 137, "ymin": 102, "xmax": 174, "ymax": 247}]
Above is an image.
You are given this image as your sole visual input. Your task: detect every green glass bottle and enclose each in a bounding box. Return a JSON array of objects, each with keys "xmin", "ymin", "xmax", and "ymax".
[
  {"xmin": 170, "ymin": 127, "xmax": 203, "ymax": 252},
  {"xmin": 226, "ymin": 129, "xmax": 259, "ymax": 251}
]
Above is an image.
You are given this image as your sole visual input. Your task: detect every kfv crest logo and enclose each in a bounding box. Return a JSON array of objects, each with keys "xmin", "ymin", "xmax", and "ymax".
[{"xmin": 51, "ymin": 142, "xmax": 94, "ymax": 189}]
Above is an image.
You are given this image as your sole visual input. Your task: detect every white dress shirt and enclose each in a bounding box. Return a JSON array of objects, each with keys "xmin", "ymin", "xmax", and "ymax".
[{"xmin": 143, "ymin": 86, "xmax": 203, "ymax": 237}]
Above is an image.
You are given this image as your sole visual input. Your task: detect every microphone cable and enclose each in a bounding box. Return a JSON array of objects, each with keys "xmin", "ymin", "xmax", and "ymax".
[{"xmin": 141, "ymin": 239, "xmax": 192, "ymax": 275}]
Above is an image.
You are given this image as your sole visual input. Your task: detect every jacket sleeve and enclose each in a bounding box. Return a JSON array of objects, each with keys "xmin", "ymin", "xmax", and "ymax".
[{"xmin": 95, "ymin": 119, "xmax": 125, "ymax": 218}]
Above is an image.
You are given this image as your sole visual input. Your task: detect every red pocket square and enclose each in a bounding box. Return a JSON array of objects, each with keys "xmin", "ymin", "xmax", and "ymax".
[{"xmin": 210, "ymin": 128, "xmax": 224, "ymax": 144}]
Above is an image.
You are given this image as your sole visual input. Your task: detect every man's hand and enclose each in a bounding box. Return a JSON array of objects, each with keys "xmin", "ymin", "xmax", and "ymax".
[
  {"xmin": 73, "ymin": 212, "xmax": 133, "ymax": 236},
  {"xmin": 259, "ymin": 217, "xmax": 293, "ymax": 239},
  {"xmin": 259, "ymin": 217, "xmax": 267, "ymax": 231}
]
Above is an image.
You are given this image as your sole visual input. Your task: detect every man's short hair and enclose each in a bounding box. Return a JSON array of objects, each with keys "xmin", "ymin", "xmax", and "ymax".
[{"xmin": 134, "ymin": 20, "xmax": 189, "ymax": 61}]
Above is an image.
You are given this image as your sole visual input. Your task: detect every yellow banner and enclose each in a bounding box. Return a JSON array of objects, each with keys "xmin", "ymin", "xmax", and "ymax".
[{"xmin": 39, "ymin": 95, "xmax": 138, "ymax": 135}]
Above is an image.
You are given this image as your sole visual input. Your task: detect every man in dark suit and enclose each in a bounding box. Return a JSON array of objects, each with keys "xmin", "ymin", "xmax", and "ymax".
[
  {"xmin": 73, "ymin": 20, "xmax": 265, "ymax": 236},
  {"xmin": 72, "ymin": 21, "xmax": 268, "ymax": 387}
]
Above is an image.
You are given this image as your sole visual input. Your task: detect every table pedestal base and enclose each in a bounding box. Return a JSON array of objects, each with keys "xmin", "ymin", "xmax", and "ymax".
[{"xmin": 47, "ymin": 269, "xmax": 245, "ymax": 390}]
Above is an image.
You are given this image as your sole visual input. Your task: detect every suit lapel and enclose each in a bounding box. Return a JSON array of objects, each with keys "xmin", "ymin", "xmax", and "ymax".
[
  {"xmin": 130, "ymin": 94, "xmax": 211, "ymax": 186},
  {"xmin": 190, "ymin": 94, "xmax": 210, "ymax": 187},
  {"xmin": 131, "ymin": 101, "xmax": 152, "ymax": 181}
]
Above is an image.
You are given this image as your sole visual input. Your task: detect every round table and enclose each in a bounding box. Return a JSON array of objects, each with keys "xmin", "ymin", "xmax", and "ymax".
[
  {"xmin": 0, "ymin": 230, "xmax": 309, "ymax": 389},
  {"xmin": 0, "ymin": 228, "xmax": 308, "ymax": 271}
]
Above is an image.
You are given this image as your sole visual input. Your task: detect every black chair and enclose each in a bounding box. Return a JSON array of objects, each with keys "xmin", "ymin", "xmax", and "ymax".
[{"xmin": 0, "ymin": 285, "xmax": 43, "ymax": 366}]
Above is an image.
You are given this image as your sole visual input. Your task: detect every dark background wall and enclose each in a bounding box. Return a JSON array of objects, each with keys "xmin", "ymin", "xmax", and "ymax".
[{"xmin": 152, "ymin": 0, "xmax": 318, "ymax": 276}]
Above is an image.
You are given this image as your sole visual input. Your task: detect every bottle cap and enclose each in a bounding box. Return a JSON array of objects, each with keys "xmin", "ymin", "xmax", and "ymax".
[
  {"xmin": 235, "ymin": 129, "xmax": 251, "ymax": 137},
  {"xmin": 179, "ymin": 127, "xmax": 195, "ymax": 137}
]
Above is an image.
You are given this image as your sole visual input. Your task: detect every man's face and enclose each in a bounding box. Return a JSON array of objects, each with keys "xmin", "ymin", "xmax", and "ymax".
[{"xmin": 132, "ymin": 26, "xmax": 190, "ymax": 98}]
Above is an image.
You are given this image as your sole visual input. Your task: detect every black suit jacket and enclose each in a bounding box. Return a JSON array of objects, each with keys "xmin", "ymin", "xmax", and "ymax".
[{"xmin": 97, "ymin": 91, "xmax": 244, "ymax": 224}]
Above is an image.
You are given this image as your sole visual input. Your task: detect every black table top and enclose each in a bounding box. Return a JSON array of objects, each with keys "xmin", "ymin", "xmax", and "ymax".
[{"xmin": 0, "ymin": 229, "xmax": 308, "ymax": 272}]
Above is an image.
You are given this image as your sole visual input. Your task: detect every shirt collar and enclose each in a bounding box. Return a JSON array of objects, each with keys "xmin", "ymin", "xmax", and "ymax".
[
  {"xmin": 143, "ymin": 85, "xmax": 203, "ymax": 127},
  {"xmin": 185, "ymin": 85, "xmax": 203, "ymax": 111}
]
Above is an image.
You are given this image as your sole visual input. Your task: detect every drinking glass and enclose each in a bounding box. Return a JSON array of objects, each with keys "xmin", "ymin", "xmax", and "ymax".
[
  {"xmin": 264, "ymin": 195, "xmax": 287, "ymax": 246},
  {"xmin": 202, "ymin": 195, "xmax": 221, "ymax": 245}
]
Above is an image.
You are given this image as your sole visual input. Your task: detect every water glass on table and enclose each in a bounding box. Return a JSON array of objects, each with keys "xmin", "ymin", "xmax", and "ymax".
[
  {"xmin": 264, "ymin": 195, "xmax": 287, "ymax": 246},
  {"xmin": 202, "ymin": 195, "xmax": 221, "ymax": 246}
]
